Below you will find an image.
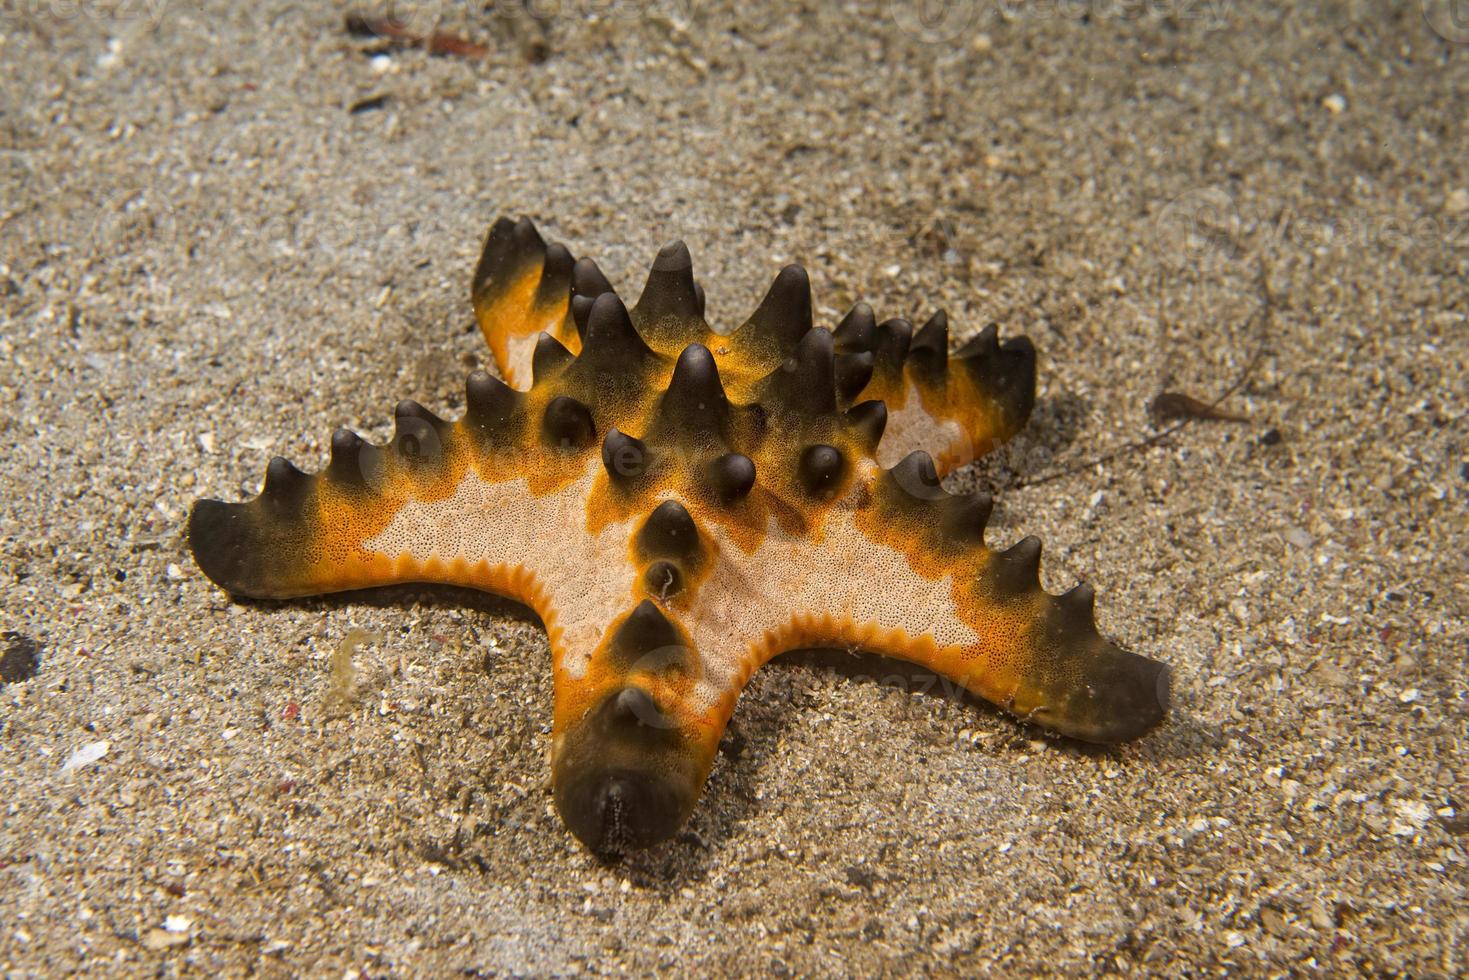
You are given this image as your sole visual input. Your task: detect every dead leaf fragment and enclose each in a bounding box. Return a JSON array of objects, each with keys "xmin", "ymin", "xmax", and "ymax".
[{"xmin": 1150, "ymin": 391, "xmax": 1249, "ymax": 423}]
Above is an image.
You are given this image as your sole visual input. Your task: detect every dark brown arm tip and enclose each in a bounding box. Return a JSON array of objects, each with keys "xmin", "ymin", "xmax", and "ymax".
[{"xmin": 1043, "ymin": 651, "xmax": 1171, "ymax": 745}]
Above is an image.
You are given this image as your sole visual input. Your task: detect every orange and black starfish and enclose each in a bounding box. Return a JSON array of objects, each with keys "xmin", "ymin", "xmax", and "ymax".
[{"xmin": 189, "ymin": 217, "xmax": 1170, "ymax": 854}]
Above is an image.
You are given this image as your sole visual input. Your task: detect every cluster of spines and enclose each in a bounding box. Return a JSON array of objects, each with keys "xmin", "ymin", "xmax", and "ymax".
[
  {"xmin": 475, "ymin": 217, "xmax": 1037, "ymax": 428},
  {"xmin": 317, "ymin": 377, "xmax": 529, "ymax": 487},
  {"xmin": 205, "ymin": 219, "xmax": 1043, "ymax": 606},
  {"xmin": 258, "ymin": 422, "xmax": 1102, "ymax": 626},
  {"xmin": 878, "ymin": 449, "xmax": 1103, "ymax": 650},
  {"xmin": 232, "ymin": 375, "xmax": 515, "ymax": 502}
]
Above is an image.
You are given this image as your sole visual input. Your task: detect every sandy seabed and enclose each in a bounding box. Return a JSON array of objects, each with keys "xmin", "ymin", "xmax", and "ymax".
[{"xmin": 1, "ymin": 0, "xmax": 1466, "ymax": 974}]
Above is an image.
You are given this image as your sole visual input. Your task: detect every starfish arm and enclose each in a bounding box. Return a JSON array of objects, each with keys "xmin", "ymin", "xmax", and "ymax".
[
  {"xmin": 472, "ymin": 217, "xmax": 580, "ymax": 389},
  {"xmin": 543, "ymin": 449, "xmax": 1169, "ymax": 854},
  {"xmin": 870, "ymin": 322, "xmax": 1038, "ymax": 474},
  {"xmin": 187, "ymin": 374, "xmax": 593, "ymax": 619},
  {"xmin": 690, "ymin": 453, "xmax": 1169, "ymax": 747},
  {"xmin": 478, "ymin": 219, "xmax": 1038, "ymax": 468}
]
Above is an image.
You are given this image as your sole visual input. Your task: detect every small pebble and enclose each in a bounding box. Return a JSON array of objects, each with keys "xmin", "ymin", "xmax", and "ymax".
[
  {"xmin": 1390, "ymin": 799, "xmax": 1432, "ymax": 835},
  {"xmin": 61, "ymin": 740, "xmax": 109, "ymax": 774},
  {"xmin": 142, "ymin": 928, "xmax": 188, "ymax": 950}
]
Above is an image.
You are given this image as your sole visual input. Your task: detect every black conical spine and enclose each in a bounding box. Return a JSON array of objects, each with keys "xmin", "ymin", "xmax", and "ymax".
[
  {"xmin": 636, "ymin": 500, "xmax": 702, "ymax": 565},
  {"xmin": 988, "ymin": 536, "xmax": 1042, "ymax": 598},
  {"xmin": 1048, "ymin": 583, "xmax": 1100, "ymax": 642},
  {"xmin": 634, "ymin": 240, "xmax": 703, "ymax": 324},
  {"xmin": 655, "ymin": 343, "xmax": 730, "ymax": 445},
  {"xmin": 534, "ymin": 241, "xmax": 574, "ymax": 308},
  {"xmin": 542, "ymin": 395, "xmax": 596, "ymax": 449},
  {"xmin": 873, "ymin": 318, "xmax": 913, "ymax": 379},
  {"xmin": 761, "ymin": 327, "xmax": 837, "ymax": 417},
  {"xmin": 833, "ymin": 302, "xmax": 877, "ymax": 353},
  {"xmin": 511, "ymin": 216, "xmax": 543, "ymax": 252},
  {"xmin": 735, "ymin": 264, "xmax": 812, "ymax": 360},
  {"xmin": 887, "ymin": 450, "xmax": 944, "ymax": 501},
  {"xmin": 955, "ymin": 329, "xmax": 1037, "ymax": 428},
  {"xmin": 394, "ymin": 399, "xmax": 448, "ymax": 434},
  {"xmin": 845, "ymin": 400, "xmax": 887, "ymax": 453},
  {"xmin": 393, "ymin": 400, "xmax": 448, "ymax": 468},
  {"xmin": 602, "ymin": 428, "xmax": 650, "ymax": 481},
  {"xmin": 1059, "ymin": 582, "xmax": 1096, "ymax": 619},
  {"xmin": 798, "ymin": 444, "xmax": 845, "ymax": 497},
  {"xmin": 262, "ymin": 456, "xmax": 310, "ymax": 515},
  {"xmin": 583, "ymin": 293, "xmax": 652, "ymax": 355},
  {"xmin": 909, "ymin": 310, "xmax": 949, "ymax": 378},
  {"xmin": 941, "ymin": 492, "xmax": 993, "ymax": 544},
  {"xmin": 472, "ymin": 216, "xmax": 543, "ymax": 304},
  {"xmin": 572, "ymin": 257, "xmax": 613, "ymax": 298},
  {"xmin": 570, "ymin": 295, "xmax": 594, "ymax": 338},
  {"xmin": 834, "ymin": 350, "xmax": 875, "ymax": 402},
  {"xmin": 611, "ymin": 600, "xmax": 684, "ymax": 661},
  {"xmin": 707, "ymin": 452, "xmax": 756, "ymax": 504},
  {"xmin": 464, "ymin": 371, "xmax": 522, "ymax": 437},
  {"xmin": 954, "ymin": 324, "xmax": 1000, "ymax": 360},
  {"xmin": 328, "ymin": 428, "xmax": 369, "ymax": 490},
  {"xmin": 533, "ymin": 332, "xmax": 574, "ymax": 383}
]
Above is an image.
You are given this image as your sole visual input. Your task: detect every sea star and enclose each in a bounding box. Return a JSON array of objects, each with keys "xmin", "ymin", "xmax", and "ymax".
[{"xmin": 189, "ymin": 217, "xmax": 1170, "ymax": 854}]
